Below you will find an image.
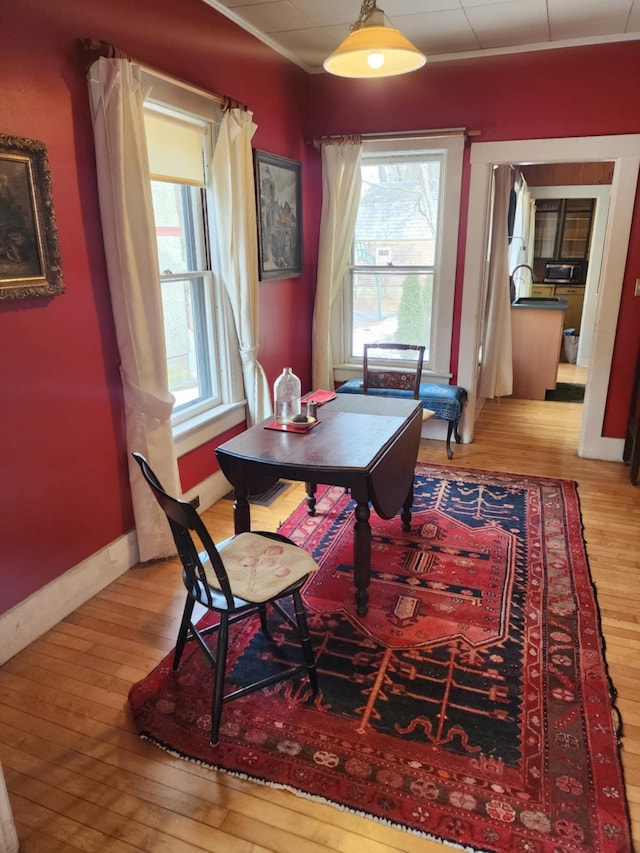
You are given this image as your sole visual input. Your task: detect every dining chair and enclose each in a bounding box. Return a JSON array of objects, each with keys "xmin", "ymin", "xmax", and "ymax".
[
  {"xmin": 363, "ymin": 343, "xmax": 425, "ymax": 398},
  {"xmin": 132, "ymin": 452, "xmax": 319, "ymax": 745}
]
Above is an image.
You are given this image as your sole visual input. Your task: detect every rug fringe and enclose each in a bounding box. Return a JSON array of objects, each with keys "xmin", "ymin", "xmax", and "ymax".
[
  {"xmin": 138, "ymin": 731, "xmax": 492, "ymax": 853},
  {"xmin": 571, "ymin": 484, "xmax": 633, "ymax": 840},
  {"xmin": 572, "ymin": 483, "xmax": 626, "ymax": 746}
]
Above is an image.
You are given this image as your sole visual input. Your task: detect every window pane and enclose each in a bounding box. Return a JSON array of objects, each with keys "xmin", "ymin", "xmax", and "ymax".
[
  {"xmin": 161, "ymin": 277, "xmax": 214, "ymax": 408},
  {"xmin": 355, "ymin": 159, "xmax": 440, "ymax": 266},
  {"xmin": 352, "ymin": 271, "xmax": 433, "ymax": 358},
  {"xmin": 351, "ymin": 156, "xmax": 440, "ymax": 361},
  {"xmin": 151, "ymin": 182, "xmax": 202, "ymax": 275},
  {"xmin": 533, "ymin": 199, "xmax": 560, "ymax": 258},
  {"xmin": 151, "ymin": 179, "xmax": 219, "ymax": 415}
]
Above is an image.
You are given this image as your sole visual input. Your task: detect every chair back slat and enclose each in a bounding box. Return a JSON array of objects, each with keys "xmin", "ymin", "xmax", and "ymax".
[
  {"xmin": 132, "ymin": 452, "xmax": 235, "ymax": 607},
  {"xmin": 363, "ymin": 343, "xmax": 425, "ymax": 399}
]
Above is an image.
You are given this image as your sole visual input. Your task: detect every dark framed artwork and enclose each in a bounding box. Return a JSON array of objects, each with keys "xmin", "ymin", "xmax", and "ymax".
[
  {"xmin": 254, "ymin": 150, "xmax": 302, "ymax": 280},
  {"xmin": 0, "ymin": 134, "xmax": 64, "ymax": 300}
]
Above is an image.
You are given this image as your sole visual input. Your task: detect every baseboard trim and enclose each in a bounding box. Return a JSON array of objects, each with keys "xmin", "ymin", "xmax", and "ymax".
[
  {"xmin": 0, "ymin": 530, "xmax": 139, "ymax": 666},
  {"xmin": 182, "ymin": 468, "xmax": 231, "ymax": 512},
  {"xmin": 0, "ymin": 469, "xmax": 231, "ymax": 666}
]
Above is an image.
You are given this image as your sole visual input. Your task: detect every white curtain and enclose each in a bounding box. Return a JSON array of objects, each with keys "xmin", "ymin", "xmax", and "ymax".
[
  {"xmin": 508, "ymin": 170, "xmax": 536, "ymax": 298},
  {"xmin": 478, "ymin": 165, "xmax": 513, "ymax": 399},
  {"xmin": 211, "ymin": 109, "xmax": 273, "ymax": 425},
  {"xmin": 210, "ymin": 109, "xmax": 271, "ymax": 425},
  {"xmin": 0, "ymin": 763, "xmax": 18, "ymax": 853},
  {"xmin": 312, "ymin": 141, "xmax": 363, "ymax": 390},
  {"xmin": 88, "ymin": 57, "xmax": 179, "ymax": 562}
]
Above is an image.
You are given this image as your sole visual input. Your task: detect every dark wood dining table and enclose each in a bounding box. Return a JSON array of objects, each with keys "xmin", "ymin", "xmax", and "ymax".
[{"xmin": 215, "ymin": 394, "xmax": 423, "ymax": 615}]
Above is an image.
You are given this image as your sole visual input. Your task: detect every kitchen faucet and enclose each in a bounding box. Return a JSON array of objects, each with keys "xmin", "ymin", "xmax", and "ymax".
[
  {"xmin": 510, "ymin": 264, "xmax": 536, "ymax": 302},
  {"xmin": 510, "ymin": 264, "xmax": 537, "ymax": 283}
]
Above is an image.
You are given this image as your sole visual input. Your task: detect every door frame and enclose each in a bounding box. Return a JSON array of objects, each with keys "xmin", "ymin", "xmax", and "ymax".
[{"xmin": 459, "ymin": 135, "xmax": 640, "ymax": 461}]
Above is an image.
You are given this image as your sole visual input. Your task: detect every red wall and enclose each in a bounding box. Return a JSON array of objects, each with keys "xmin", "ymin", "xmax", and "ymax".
[
  {"xmin": 307, "ymin": 43, "xmax": 640, "ymax": 429},
  {"xmin": 1, "ymin": 2, "xmax": 638, "ymax": 617},
  {"xmin": 0, "ymin": 0, "xmax": 314, "ymax": 613}
]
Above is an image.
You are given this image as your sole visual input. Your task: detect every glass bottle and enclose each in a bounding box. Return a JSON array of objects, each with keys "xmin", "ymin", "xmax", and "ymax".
[{"xmin": 273, "ymin": 367, "xmax": 301, "ymax": 423}]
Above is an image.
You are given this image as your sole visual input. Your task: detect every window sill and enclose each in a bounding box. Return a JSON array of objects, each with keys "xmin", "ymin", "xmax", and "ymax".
[{"xmin": 173, "ymin": 401, "xmax": 246, "ymax": 457}]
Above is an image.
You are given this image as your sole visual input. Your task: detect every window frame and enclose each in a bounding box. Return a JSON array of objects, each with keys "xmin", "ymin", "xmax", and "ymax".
[
  {"xmin": 152, "ymin": 181, "xmax": 220, "ymax": 420},
  {"xmin": 142, "ymin": 76, "xmax": 246, "ymax": 456},
  {"xmin": 333, "ymin": 134, "xmax": 464, "ymax": 385}
]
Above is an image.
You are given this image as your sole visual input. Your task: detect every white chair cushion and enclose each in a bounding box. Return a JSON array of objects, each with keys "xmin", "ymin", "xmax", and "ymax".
[{"xmin": 211, "ymin": 533, "xmax": 318, "ymax": 603}]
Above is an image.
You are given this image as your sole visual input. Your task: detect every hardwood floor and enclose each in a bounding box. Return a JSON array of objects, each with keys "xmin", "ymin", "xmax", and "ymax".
[
  {"xmin": 2, "ymin": 396, "xmax": 639, "ymax": 852},
  {"xmin": 556, "ymin": 361, "xmax": 588, "ymax": 385}
]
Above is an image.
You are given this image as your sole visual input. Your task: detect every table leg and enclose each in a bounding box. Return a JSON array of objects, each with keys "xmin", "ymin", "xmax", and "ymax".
[
  {"xmin": 305, "ymin": 481, "xmax": 317, "ymax": 516},
  {"xmin": 232, "ymin": 485, "xmax": 251, "ymax": 534},
  {"xmin": 401, "ymin": 480, "xmax": 414, "ymax": 531},
  {"xmin": 353, "ymin": 500, "xmax": 371, "ymax": 616}
]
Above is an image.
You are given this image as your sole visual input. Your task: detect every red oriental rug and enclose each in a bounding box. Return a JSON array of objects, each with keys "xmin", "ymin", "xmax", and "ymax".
[{"xmin": 128, "ymin": 464, "xmax": 632, "ymax": 852}]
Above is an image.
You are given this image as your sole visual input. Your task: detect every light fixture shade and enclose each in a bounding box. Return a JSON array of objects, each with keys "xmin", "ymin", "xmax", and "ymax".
[{"xmin": 323, "ymin": 14, "xmax": 426, "ymax": 78}]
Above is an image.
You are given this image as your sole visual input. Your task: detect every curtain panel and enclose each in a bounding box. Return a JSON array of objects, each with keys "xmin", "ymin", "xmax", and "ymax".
[
  {"xmin": 478, "ymin": 164, "xmax": 514, "ymax": 399},
  {"xmin": 508, "ymin": 171, "xmax": 536, "ymax": 298},
  {"xmin": 88, "ymin": 57, "xmax": 179, "ymax": 561},
  {"xmin": 0, "ymin": 762, "xmax": 18, "ymax": 853},
  {"xmin": 312, "ymin": 141, "xmax": 362, "ymax": 390},
  {"xmin": 210, "ymin": 109, "xmax": 271, "ymax": 425}
]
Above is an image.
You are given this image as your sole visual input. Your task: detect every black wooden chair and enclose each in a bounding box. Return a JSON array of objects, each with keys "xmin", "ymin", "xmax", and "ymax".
[
  {"xmin": 132, "ymin": 452, "xmax": 319, "ymax": 745},
  {"xmin": 363, "ymin": 343, "xmax": 425, "ymax": 397}
]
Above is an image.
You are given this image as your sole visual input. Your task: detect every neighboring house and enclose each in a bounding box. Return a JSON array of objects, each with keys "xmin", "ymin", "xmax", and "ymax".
[{"xmin": 0, "ymin": 0, "xmax": 638, "ymax": 660}]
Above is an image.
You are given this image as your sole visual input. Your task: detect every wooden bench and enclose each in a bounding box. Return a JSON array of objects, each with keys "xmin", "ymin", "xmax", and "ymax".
[{"xmin": 335, "ymin": 378, "xmax": 467, "ymax": 459}]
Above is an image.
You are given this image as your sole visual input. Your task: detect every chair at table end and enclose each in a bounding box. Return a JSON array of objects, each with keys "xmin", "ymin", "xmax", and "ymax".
[
  {"xmin": 339, "ymin": 343, "xmax": 466, "ymax": 459},
  {"xmin": 363, "ymin": 342, "xmax": 425, "ymax": 398},
  {"xmin": 131, "ymin": 451, "xmax": 319, "ymax": 745}
]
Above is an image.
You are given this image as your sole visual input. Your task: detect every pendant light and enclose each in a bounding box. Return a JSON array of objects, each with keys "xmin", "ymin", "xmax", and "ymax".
[{"xmin": 323, "ymin": 0, "xmax": 426, "ymax": 79}]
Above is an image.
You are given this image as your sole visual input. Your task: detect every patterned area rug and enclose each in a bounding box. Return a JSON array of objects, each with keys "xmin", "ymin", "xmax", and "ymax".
[{"xmin": 128, "ymin": 465, "xmax": 631, "ymax": 852}]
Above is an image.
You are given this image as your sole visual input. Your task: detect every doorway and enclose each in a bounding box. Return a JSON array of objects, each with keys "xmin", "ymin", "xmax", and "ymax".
[
  {"xmin": 527, "ymin": 182, "xmax": 611, "ymax": 369},
  {"xmin": 459, "ymin": 134, "xmax": 640, "ymax": 462}
]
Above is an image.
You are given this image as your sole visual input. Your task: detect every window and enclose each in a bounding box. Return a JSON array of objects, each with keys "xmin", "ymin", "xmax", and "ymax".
[
  {"xmin": 151, "ymin": 180, "xmax": 219, "ymax": 415},
  {"xmin": 338, "ymin": 136, "xmax": 464, "ymax": 381},
  {"xmin": 142, "ymin": 89, "xmax": 244, "ymax": 450}
]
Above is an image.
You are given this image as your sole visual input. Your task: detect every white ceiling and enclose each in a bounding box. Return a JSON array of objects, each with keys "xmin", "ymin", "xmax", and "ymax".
[{"xmin": 203, "ymin": 0, "xmax": 640, "ymax": 73}]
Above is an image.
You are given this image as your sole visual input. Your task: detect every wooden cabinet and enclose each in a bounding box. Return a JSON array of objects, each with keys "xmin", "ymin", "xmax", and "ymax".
[
  {"xmin": 531, "ymin": 284, "xmax": 555, "ymax": 297},
  {"xmin": 531, "ymin": 284, "xmax": 584, "ymax": 330},
  {"xmin": 623, "ymin": 348, "xmax": 640, "ymax": 486},
  {"xmin": 511, "ymin": 305, "xmax": 565, "ymax": 400},
  {"xmin": 553, "ymin": 285, "xmax": 584, "ymax": 331},
  {"xmin": 534, "ymin": 198, "xmax": 595, "ymax": 262}
]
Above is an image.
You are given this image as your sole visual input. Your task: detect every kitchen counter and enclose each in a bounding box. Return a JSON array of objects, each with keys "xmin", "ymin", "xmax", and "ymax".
[
  {"xmin": 512, "ymin": 296, "xmax": 569, "ymax": 310},
  {"xmin": 511, "ymin": 298, "xmax": 567, "ymax": 400}
]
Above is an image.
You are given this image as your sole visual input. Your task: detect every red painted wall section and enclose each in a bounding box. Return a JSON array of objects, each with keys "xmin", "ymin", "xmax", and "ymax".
[
  {"xmin": 0, "ymin": 0, "xmax": 312, "ymax": 614},
  {"xmin": 604, "ymin": 179, "xmax": 640, "ymax": 434},
  {"xmin": 178, "ymin": 424, "xmax": 246, "ymax": 494},
  {"xmin": 307, "ymin": 43, "xmax": 640, "ymax": 418},
  {"xmin": 307, "ymin": 44, "xmax": 640, "ymax": 141}
]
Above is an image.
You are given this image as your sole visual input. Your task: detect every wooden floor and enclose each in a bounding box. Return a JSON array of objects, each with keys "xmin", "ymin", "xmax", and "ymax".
[{"xmin": 2, "ymin": 393, "xmax": 639, "ymax": 852}]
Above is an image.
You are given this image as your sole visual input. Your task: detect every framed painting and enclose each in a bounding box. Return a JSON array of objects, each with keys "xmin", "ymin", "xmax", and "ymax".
[
  {"xmin": 254, "ymin": 150, "xmax": 302, "ymax": 280},
  {"xmin": 0, "ymin": 133, "xmax": 64, "ymax": 300}
]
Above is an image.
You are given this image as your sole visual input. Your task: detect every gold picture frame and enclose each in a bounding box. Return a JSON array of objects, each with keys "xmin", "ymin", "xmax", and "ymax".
[{"xmin": 0, "ymin": 133, "xmax": 64, "ymax": 300}]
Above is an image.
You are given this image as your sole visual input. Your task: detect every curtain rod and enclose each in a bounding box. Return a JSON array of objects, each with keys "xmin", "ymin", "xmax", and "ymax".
[
  {"xmin": 79, "ymin": 39, "xmax": 248, "ymax": 111},
  {"xmin": 309, "ymin": 128, "xmax": 480, "ymax": 148}
]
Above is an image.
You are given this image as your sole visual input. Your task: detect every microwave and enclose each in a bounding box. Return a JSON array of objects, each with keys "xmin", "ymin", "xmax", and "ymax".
[{"xmin": 544, "ymin": 262, "xmax": 584, "ymax": 283}]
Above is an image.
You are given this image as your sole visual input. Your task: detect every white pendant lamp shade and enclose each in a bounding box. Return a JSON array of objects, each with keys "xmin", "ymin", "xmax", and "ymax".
[{"xmin": 323, "ymin": 7, "xmax": 426, "ymax": 79}]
